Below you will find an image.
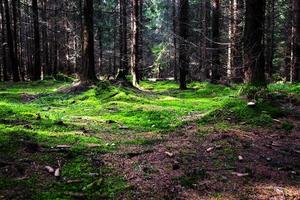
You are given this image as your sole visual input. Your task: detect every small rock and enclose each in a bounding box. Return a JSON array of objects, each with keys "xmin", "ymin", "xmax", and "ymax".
[
  {"xmin": 231, "ymin": 172, "xmax": 249, "ymax": 177},
  {"xmin": 206, "ymin": 147, "xmax": 214, "ymax": 152},
  {"xmin": 119, "ymin": 126, "xmax": 129, "ymax": 130},
  {"xmin": 238, "ymin": 155, "xmax": 244, "ymax": 161},
  {"xmin": 165, "ymin": 151, "xmax": 174, "ymax": 157},
  {"xmin": 291, "ymin": 171, "xmax": 297, "ymax": 175},
  {"xmin": 45, "ymin": 166, "xmax": 54, "ymax": 173},
  {"xmin": 247, "ymin": 102, "xmax": 256, "ymax": 107},
  {"xmin": 54, "ymin": 168, "xmax": 60, "ymax": 177}
]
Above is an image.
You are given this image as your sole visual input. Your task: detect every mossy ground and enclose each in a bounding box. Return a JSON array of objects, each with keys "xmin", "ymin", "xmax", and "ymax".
[{"xmin": 0, "ymin": 80, "xmax": 299, "ymax": 199}]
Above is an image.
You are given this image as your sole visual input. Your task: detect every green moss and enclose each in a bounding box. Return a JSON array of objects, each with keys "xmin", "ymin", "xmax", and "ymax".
[
  {"xmin": 0, "ymin": 80, "xmax": 292, "ymax": 199},
  {"xmin": 200, "ymin": 98, "xmax": 283, "ymax": 127},
  {"xmin": 174, "ymin": 169, "xmax": 208, "ymax": 188},
  {"xmin": 281, "ymin": 121, "xmax": 295, "ymax": 131}
]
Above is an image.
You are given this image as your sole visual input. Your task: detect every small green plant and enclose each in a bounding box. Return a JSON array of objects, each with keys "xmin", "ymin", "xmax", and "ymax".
[{"xmin": 281, "ymin": 121, "xmax": 295, "ymax": 131}]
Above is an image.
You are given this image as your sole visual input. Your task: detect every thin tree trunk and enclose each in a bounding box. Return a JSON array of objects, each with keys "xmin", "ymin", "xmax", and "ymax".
[
  {"xmin": 178, "ymin": 0, "xmax": 189, "ymax": 90},
  {"xmin": 4, "ymin": 0, "xmax": 20, "ymax": 82},
  {"xmin": 130, "ymin": 0, "xmax": 139, "ymax": 86},
  {"xmin": 211, "ymin": 0, "xmax": 221, "ymax": 83},
  {"xmin": 32, "ymin": 0, "xmax": 41, "ymax": 80},
  {"xmin": 117, "ymin": 0, "xmax": 129, "ymax": 81},
  {"xmin": 265, "ymin": 0, "xmax": 275, "ymax": 78},
  {"xmin": 172, "ymin": 0, "xmax": 178, "ymax": 81},
  {"xmin": 0, "ymin": 0, "xmax": 8, "ymax": 81},
  {"xmin": 291, "ymin": 0, "xmax": 300, "ymax": 82},
  {"xmin": 42, "ymin": 0, "xmax": 50, "ymax": 76}
]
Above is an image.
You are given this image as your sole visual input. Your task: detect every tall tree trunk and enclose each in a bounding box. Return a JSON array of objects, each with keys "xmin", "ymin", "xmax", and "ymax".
[
  {"xmin": 98, "ymin": 27, "xmax": 103, "ymax": 72},
  {"xmin": 139, "ymin": 0, "xmax": 144, "ymax": 80},
  {"xmin": 178, "ymin": 0, "xmax": 189, "ymax": 90},
  {"xmin": 80, "ymin": 0, "xmax": 97, "ymax": 82},
  {"xmin": 17, "ymin": 0, "xmax": 25, "ymax": 81},
  {"xmin": 265, "ymin": 0, "xmax": 275, "ymax": 79},
  {"xmin": 291, "ymin": 0, "xmax": 300, "ymax": 82},
  {"xmin": 32, "ymin": 0, "xmax": 41, "ymax": 80},
  {"xmin": 4, "ymin": 0, "xmax": 20, "ymax": 82},
  {"xmin": 42, "ymin": 0, "xmax": 50, "ymax": 76},
  {"xmin": 200, "ymin": 0, "xmax": 210, "ymax": 81},
  {"xmin": 53, "ymin": 0, "xmax": 58, "ymax": 76},
  {"xmin": 113, "ymin": 9, "xmax": 117, "ymax": 77},
  {"xmin": 12, "ymin": 0, "xmax": 19, "ymax": 67},
  {"xmin": 131, "ymin": 0, "xmax": 139, "ymax": 86},
  {"xmin": 228, "ymin": 0, "xmax": 243, "ymax": 82},
  {"xmin": 244, "ymin": 0, "xmax": 266, "ymax": 85},
  {"xmin": 172, "ymin": 0, "xmax": 178, "ymax": 81},
  {"xmin": 211, "ymin": 0, "xmax": 221, "ymax": 83},
  {"xmin": 0, "ymin": 0, "xmax": 8, "ymax": 81},
  {"xmin": 117, "ymin": 0, "xmax": 128, "ymax": 81}
]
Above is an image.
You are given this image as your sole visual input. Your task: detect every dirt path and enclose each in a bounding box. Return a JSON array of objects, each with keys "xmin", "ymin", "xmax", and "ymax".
[{"xmin": 103, "ymin": 108, "xmax": 300, "ymax": 199}]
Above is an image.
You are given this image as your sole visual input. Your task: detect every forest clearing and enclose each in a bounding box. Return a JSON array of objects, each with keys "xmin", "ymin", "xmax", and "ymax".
[{"xmin": 0, "ymin": 80, "xmax": 300, "ymax": 199}]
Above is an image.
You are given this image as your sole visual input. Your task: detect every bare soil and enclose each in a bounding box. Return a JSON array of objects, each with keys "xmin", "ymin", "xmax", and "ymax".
[{"xmin": 103, "ymin": 109, "xmax": 300, "ymax": 199}]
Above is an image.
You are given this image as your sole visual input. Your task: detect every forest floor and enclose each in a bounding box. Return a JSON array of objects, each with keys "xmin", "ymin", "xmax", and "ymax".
[{"xmin": 0, "ymin": 79, "xmax": 300, "ymax": 199}]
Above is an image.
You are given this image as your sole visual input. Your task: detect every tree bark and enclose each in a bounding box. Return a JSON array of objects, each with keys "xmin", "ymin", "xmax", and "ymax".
[
  {"xmin": 4, "ymin": 0, "xmax": 20, "ymax": 82},
  {"xmin": 291, "ymin": 0, "xmax": 300, "ymax": 82},
  {"xmin": 80, "ymin": 0, "xmax": 97, "ymax": 82},
  {"xmin": 244, "ymin": 0, "xmax": 266, "ymax": 85},
  {"xmin": 32, "ymin": 0, "xmax": 41, "ymax": 80},
  {"xmin": 178, "ymin": 0, "xmax": 189, "ymax": 90},
  {"xmin": 211, "ymin": 0, "xmax": 221, "ymax": 83},
  {"xmin": 0, "ymin": 0, "xmax": 8, "ymax": 81},
  {"xmin": 265, "ymin": 0, "xmax": 275, "ymax": 79},
  {"xmin": 172, "ymin": 0, "xmax": 178, "ymax": 81},
  {"xmin": 130, "ymin": 0, "xmax": 139, "ymax": 86},
  {"xmin": 42, "ymin": 0, "xmax": 50, "ymax": 76},
  {"xmin": 117, "ymin": 0, "xmax": 129, "ymax": 81}
]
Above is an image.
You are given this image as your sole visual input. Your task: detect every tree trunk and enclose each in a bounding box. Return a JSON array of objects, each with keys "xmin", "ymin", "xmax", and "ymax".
[
  {"xmin": 0, "ymin": 0, "xmax": 8, "ymax": 81},
  {"xmin": 211, "ymin": 0, "xmax": 221, "ymax": 83},
  {"xmin": 80, "ymin": 0, "xmax": 97, "ymax": 82},
  {"xmin": 172, "ymin": 0, "xmax": 178, "ymax": 81},
  {"xmin": 32, "ymin": 0, "xmax": 41, "ymax": 80},
  {"xmin": 98, "ymin": 27, "xmax": 103, "ymax": 72},
  {"xmin": 42, "ymin": 0, "xmax": 50, "ymax": 76},
  {"xmin": 265, "ymin": 0, "xmax": 275, "ymax": 79},
  {"xmin": 178, "ymin": 0, "xmax": 189, "ymax": 90},
  {"xmin": 291, "ymin": 0, "xmax": 300, "ymax": 82},
  {"xmin": 4, "ymin": 0, "xmax": 20, "ymax": 82},
  {"xmin": 228, "ymin": 0, "xmax": 243, "ymax": 82},
  {"xmin": 244, "ymin": 0, "xmax": 266, "ymax": 85},
  {"xmin": 285, "ymin": 0, "xmax": 292, "ymax": 81},
  {"xmin": 117, "ymin": 0, "xmax": 129, "ymax": 81},
  {"xmin": 130, "ymin": 0, "xmax": 139, "ymax": 86}
]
